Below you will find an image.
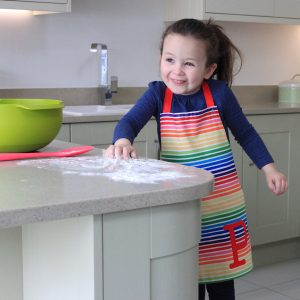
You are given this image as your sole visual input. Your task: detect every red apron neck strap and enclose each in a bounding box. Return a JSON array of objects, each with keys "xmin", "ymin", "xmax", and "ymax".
[
  {"xmin": 163, "ymin": 81, "xmax": 215, "ymax": 112},
  {"xmin": 163, "ymin": 87, "xmax": 173, "ymax": 113},
  {"xmin": 202, "ymin": 81, "xmax": 215, "ymax": 107}
]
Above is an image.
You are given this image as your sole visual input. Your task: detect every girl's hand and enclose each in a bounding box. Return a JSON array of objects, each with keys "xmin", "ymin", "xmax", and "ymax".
[
  {"xmin": 104, "ymin": 138, "xmax": 138, "ymax": 159},
  {"xmin": 261, "ymin": 163, "xmax": 288, "ymax": 195}
]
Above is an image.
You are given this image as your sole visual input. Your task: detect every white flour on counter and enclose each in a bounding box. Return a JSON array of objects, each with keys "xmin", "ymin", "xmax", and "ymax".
[{"xmin": 17, "ymin": 156, "xmax": 192, "ymax": 184}]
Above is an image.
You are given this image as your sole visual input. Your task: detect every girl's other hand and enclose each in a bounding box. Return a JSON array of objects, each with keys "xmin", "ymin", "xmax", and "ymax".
[
  {"xmin": 104, "ymin": 138, "xmax": 138, "ymax": 159},
  {"xmin": 261, "ymin": 163, "xmax": 288, "ymax": 195}
]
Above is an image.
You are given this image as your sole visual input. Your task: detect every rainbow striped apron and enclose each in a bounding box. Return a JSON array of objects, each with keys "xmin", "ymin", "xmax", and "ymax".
[{"xmin": 160, "ymin": 81, "xmax": 253, "ymax": 283}]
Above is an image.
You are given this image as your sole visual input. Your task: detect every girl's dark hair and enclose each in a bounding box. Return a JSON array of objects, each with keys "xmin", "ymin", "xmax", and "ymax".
[{"xmin": 160, "ymin": 18, "xmax": 242, "ymax": 86}]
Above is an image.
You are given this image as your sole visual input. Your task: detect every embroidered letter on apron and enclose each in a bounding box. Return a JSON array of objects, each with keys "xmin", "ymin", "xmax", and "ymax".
[{"xmin": 160, "ymin": 81, "xmax": 253, "ymax": 283}]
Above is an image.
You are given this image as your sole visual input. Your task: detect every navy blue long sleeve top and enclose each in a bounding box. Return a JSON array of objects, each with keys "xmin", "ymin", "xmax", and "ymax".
[{"xmin": 113, "ymin": 80, "xmax": 273, "ymax": 169}]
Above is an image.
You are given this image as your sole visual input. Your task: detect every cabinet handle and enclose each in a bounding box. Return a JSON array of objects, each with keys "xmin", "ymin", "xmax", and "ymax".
[
  {"xmin": 249, "ymin": 162, "xmax": 254, "ymax": 167},
  {"xmin": 154, "ymin": 139, "xmax": 159, "ymax": 143}
]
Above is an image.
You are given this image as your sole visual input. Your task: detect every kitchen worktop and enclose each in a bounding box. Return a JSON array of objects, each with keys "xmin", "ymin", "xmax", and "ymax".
[
  {"xmin": 62, "ymin": 101, "xmax": 300, "ymax": 124},
  {"xmin": 0, "ymin": 140, "xmax": 213, "ymax": 229},
  {"xmin": 241, "ymin": 101, "xmax": 300, "ymax": 115}
]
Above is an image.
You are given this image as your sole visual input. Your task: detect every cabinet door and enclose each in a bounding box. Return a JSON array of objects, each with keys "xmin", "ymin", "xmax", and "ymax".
[
  {"xmin": 24, "ymin": 0, "xmax": 67, "ymax": 3},
  {"xmin": 70, "ymin": 120, "xmax": 159, "ymax": 159},
  {"xmin": 205, "ymin": 0, "xmax": 273, "ymax": 17},
  {"xmin": 229, "ymin": 132, "xmax": 243, "ymax": 184},
  {"xmin": 0, "ymin": 0, "xmax": 70, "ymax": 12},
  {"xmin": 274, "ymin": 0, "xmax": 300, "ymax": 19},
  {"xmin": 0, "ymin": 227, "xmax": 22, "ymax": 300},
  {"xmin": 70, "ymin": 122, "xmax": 117, "ymax": 150},
  {"xmin": 164, "ymin": 0, "xmax": 205, "ymax": 21},
  {"xmin": 56, "ymin": 124, "xmax": 71, "ymax": 142},
  {"xmin": 164, "ymin": 0, "xmax": 300, "ymax": 24},
  {"xmin": 243, "ymin": 114, "xmax": 300, "ymax": 246}
]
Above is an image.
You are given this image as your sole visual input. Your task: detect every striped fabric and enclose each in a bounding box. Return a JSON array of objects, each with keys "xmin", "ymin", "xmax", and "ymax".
[{"xmin": 160, "ymin": 82, "xmax": 252, "ymax": 283}]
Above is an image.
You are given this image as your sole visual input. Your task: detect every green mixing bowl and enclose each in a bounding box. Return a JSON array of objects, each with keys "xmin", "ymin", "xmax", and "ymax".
[{"xmin": 0, "ymin": 99, "xmax": 64, "ymax": 152}]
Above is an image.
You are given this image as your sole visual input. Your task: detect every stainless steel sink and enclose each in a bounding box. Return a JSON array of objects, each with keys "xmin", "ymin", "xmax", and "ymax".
[{"xmin": 63, "ymin": 104, "xmax": 133, "ymax": 116}]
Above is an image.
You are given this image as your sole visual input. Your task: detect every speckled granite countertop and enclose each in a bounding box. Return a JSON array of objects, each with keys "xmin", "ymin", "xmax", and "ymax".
[
  {"xmin": 241, "ymin": 101, "xmax": 300, "ymax": 115},
  {"xmin": 0, "ymin": 140, "xmax": 213, "ymax": 229}
]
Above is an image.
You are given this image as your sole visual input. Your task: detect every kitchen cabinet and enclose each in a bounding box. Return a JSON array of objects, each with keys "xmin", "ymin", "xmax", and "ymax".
[
  {"xmin": 205, "ymin": 0, "xmax": 273, "ymax": 17},
  {"xmin": 163, "ymin": 0, "xmax": 300, "ymax": 24},
  {"xmin": 274, "ymin": 0, "xmax": 300, "ymax": 19},
  {"xmin": 22, "ymin": 203, "xmax": 200, "ymax": 300},
  {"xmin": 56, "ymin": 124, "xmax": 71, "ymax": 142},
  {"xmin": 0, "ymin": 0, "xmax": 71, "ymax": 13},
  {"xmin": 59, "ymin": 110, "xmax": 300, "ymax": 247},
  {"xmin": 230, "ymin": 113, "xmax": 300, "ymax": 246},
  {"xmin": 58, "ymin": 120, "xmax": 159, "ymax": 159},
  {"xmin": 0, "ymin": 141, "xmax": 213, "ymax": 300}
]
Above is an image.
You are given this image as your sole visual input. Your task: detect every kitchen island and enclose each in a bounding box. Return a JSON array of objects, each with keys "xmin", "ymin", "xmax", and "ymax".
[{"xmin": 0, "ymin": 140, "xmax": 214, "ymax": 300}]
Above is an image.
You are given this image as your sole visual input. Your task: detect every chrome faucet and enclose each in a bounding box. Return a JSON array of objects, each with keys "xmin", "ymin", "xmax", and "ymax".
[{"xmin": 90, "ymin": 43, "xmax": 118, "ymax": 105}]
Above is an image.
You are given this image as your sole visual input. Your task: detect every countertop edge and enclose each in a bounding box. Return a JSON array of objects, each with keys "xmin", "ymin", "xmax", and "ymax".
[
  {"xmin": 0, "ymin": 180, "xmax": 213, "ymax": 229},
  {"xmin": 0, "ymin": 141, "xmax": 214, "ymax": 229},
  {"xmin": 62, "ymin": 104, "xmax": 300, "ymax": 124}
]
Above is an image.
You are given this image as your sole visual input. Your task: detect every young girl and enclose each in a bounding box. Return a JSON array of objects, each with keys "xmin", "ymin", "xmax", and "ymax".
[{"xmin": 105, "ymin": 18, "xmax": 288, "ymax": 299}]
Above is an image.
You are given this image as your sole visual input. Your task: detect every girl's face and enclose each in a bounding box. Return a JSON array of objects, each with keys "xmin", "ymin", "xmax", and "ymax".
[{"xmin": 160, "ymin": 33, "xmax": 217, "ymax": 95}]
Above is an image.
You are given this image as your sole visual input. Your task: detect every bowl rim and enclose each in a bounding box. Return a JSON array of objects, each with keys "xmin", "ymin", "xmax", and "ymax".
[{"xmin": 0, "ymin": 99, "xmax": 64, "ymax": 110}]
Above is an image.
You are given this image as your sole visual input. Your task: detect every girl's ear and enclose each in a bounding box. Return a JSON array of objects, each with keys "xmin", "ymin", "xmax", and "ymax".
[{"xmin": 204, "ymin": 63, "xmax": 217, "ymax": 79}]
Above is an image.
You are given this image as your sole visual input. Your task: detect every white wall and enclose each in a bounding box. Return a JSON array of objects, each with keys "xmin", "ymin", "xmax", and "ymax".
[
  {"xmin": 221, "ymin": 21, "xmax": 300, "ymax": 85},
  {"xmin": 0, "ymin": 0, "xmax": 164, "ymax": 88},
  {"xmin": 0, "ymin": 0, "xmax": 300, "ymax": 88}
]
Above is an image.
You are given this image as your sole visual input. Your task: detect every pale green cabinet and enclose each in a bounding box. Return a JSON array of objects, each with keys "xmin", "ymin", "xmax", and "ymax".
[
  {"xmin": 0, "ymin": 0, "xmax": 71, "ymax": 12},
  {"xmin": 274, "ymin": 0, "xmax": 300, "ymax": 19},
  {"xmin": 58, "ymin": 113, "xmax": 300, "ymax": 247},
  {"xmin": 15, "ymin": 200, "xmax": 200, "ymax": 300},
  {"xmin": 231, "ymin": 113, "xmax": 300, "ymax": 246},
  {"xmin": 204, "ymin": 0, "xmax": 273, "ymax": 18},
  {"xmin": 57, "ymin": 120, "xmax": 159, "ymax": 159},
  {"xmin": 102, "ymin": 200, "xmax": 200, "ymax": 300},
  {"xmin": 56, "ymin": 124, "xmax": 71, "ymax": 142},
  {"xmin": 164, "ymin": 0, "xmax": 300, "ymax": 24}
]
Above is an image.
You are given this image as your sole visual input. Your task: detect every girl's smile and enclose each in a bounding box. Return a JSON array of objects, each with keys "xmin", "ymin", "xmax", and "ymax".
[{"xmin": 160, "ymin": 33, "xmax": 216, "ymax": 95}]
